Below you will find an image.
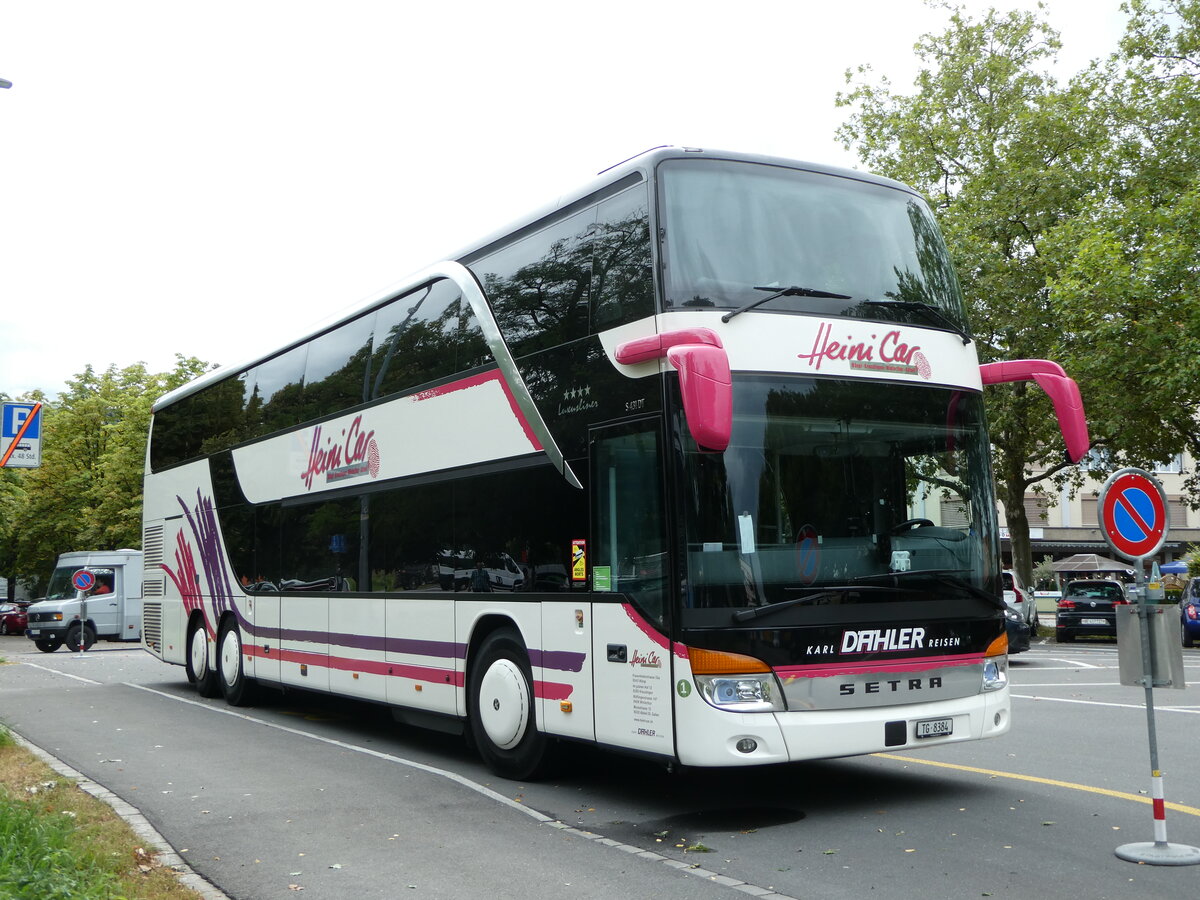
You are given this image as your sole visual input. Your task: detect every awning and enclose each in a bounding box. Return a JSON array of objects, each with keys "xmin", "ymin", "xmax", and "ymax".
[{"xmin": 1050, "ymin": 553, "xmax": 1135, "ymax": 573}]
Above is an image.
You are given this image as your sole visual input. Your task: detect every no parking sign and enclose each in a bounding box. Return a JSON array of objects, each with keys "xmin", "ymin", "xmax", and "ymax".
[{"xmin": 1099, "ymin": 468, "xmax": 1168, "ymax": 561}]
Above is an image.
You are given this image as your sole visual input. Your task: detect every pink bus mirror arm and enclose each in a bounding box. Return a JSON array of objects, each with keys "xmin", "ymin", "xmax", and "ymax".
[
  {"xmin": 616, "ymin": 328, "xmax": 733, "ymax": 453},
  {"xmin": 980, "ymin": 360, "xmax": 1090, "ymax": 463}
]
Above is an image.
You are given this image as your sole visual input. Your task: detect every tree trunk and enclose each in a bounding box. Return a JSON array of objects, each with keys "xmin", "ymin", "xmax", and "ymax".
[{"xmin": 996, "ymin": 452, "xmax": 1036, "ymax": 590}]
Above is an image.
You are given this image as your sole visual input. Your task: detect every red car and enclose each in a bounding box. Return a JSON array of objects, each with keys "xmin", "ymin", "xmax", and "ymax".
[{"xmin": 0, "ymin": 602, "xmax": 29, "ymax": 635}]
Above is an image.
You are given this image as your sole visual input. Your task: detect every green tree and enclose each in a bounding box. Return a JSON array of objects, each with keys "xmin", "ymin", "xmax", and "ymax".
[
  {"xmin": 2, "ymin": 356, "xmax": 210, "ymax": 594},
  {"xmin": 1046, "ymin": 0, "xmax": 1200, "ymax": 481},
  {"xmin": 836, "ymin": 1, "xmax": 1200, "ymax": 586}
]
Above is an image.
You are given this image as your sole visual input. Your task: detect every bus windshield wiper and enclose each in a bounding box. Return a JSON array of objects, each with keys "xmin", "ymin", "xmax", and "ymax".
[
  {"xmin": 721, "ymin": 285, "xmax": 853, "ymax": 323},
  {"xmin": 853, "ymin": 569, "xmax": 1004, "ymax": 610},
  {"xmin": 860, "ymin": 299, "xmax": 971, "ymax": 345},
  {"xmin": 732, "ymin": 584, "xmax": 922, "ymax": 623}
]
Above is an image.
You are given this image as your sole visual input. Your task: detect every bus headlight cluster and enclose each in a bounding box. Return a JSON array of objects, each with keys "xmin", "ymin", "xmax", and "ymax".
[
  {"xmin": 982, "ymin": 630, "xmax": 1009, "ymax": 692},
  {"xmin": 982, "ymin": 656, "xmax": 1008, "ymax": 691},
  {"xmin": 696, "ymin": 672, "xmax": 783, "ymax": 712}
]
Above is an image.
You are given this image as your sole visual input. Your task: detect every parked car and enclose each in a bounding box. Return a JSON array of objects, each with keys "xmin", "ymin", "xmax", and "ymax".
[
  {"xmin": 1005, "ymin": 606, "xmax": 1030, "ymax": 654},
  {"xmin": 0, "ymin": 602, "xmax": 29, "ymax": 635},
  {"xmin": 1056, "ymin": 579, "xmax": 1128, "ymax": 642},
  {"xmin": 1003, "ymin": 569, "xmax": 1038, "ymax": 635},
  {"xmin": 1179, "ymin": 576, "xmax": 1200, "ymax": 648}
]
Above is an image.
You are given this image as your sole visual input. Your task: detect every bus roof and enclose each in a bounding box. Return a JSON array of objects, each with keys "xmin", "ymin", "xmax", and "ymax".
[{"xmin": 153, "ymin": 147, "xmax": 917, "ymax": 412}]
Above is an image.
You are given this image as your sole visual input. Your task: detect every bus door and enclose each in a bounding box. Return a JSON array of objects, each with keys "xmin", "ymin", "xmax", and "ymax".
[{"xmin": 589, "ymin": 421, "xmax": 675, "ymax": 758}]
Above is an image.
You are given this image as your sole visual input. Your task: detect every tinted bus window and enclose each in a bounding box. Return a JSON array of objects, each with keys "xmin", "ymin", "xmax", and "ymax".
[
  {"xmin": 248, "ymin": 345, "xmax": 308, "ymax": 437},
  {"xmin": 475, "ymin": 208, "xmax": 595, "ymax": 358},
  {"xmin": 152, "ymin": 372, "xmax": 255, "ymax": 469},
  {"xmin": 591, "ymin": 185, "xmax": 653, "ymax": 330},
  {"xmin": 369, "ymin": 280, "xmax": 464, "ymax": 399},
  {"xmin": 304, "ymin": 315, "xmax": 375, "ymax": 414}
]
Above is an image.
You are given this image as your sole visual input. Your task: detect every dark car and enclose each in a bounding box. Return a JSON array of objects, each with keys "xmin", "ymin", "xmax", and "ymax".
[
  {"xmin": 1005, "ymin": 606, "xmax": 1031, "ymax": 654},
  {"xmin": 1056, "ymin": 579, "xmax": 1128, "ymax": 642},
  {"xmin": 1180, "ymin": 576, "xmax": 1200, "ymax": 648},
  {"xmin": 0, "ymin": 602, "xmax": 29, "ymax": 635}
]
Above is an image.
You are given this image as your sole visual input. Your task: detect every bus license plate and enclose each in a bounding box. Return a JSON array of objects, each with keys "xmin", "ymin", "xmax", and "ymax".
[{"xmin": 916, "ymin": 718, "xmax": 953, "ymax": 739}]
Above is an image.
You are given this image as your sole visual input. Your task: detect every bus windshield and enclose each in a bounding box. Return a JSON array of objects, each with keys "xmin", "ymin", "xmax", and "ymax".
[
  {"xmin": 660, "ymin": 159, "xmax": 967, "ymax": 331},
  {"xmin": 677, "ymin": 376, "xmax": 999, "ymax": 622}
]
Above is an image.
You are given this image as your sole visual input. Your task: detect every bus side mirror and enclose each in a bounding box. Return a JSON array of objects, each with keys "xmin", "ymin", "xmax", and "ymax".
[
  {"xmin": 980, "ymin": 359, "xmax": 1089, "ymax": 463},
  {"xmin": 615, "ymin": 328, "xmax": 732, "ymax": 452}
]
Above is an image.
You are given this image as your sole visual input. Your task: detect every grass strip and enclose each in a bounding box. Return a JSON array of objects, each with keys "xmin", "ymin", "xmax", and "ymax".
[{"xmin": 0, "ymin": 727, "xmax": 201, "ymax": 899}]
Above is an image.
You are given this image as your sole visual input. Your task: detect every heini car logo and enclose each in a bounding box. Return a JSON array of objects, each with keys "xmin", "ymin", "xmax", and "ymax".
[
  {"xmin": 799, "ymin": 322, "xmax": 932, "ymax": 379},
  {"xmin": 301, "ymin": 415, "xmax": 380, "ymax": 489}
]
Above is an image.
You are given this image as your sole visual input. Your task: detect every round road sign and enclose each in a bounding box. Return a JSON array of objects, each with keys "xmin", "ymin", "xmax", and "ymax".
[
  {"xmin": 71, "ymin": 569, "xmax": 95, "ymax": 592},
  {"xmin": 1099, "ymin": 468, "xmax": 1169, "ymax": 561},
  {"xmin": 795, "ymin": 524, "xmax": 821, "ymax": 585}
]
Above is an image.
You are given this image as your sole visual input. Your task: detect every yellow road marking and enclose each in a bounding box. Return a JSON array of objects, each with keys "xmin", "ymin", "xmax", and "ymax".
[{"xmin": 872, "ymin": 752, "xmax": 1200, "ymax": 817}]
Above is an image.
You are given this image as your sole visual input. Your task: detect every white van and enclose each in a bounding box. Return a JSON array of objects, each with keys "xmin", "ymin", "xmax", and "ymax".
[{"xmin": 24, "ymin": 550, "xmax": 143, "ymax": 652}]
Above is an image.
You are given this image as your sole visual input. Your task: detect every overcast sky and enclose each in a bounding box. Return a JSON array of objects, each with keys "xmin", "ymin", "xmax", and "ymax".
[{"xmin": 0, "ymin": 0, "xmax": 1129, "ymax": 398}]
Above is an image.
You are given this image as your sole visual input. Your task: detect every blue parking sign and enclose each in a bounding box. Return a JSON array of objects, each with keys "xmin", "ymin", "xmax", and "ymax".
[
  {"xmin": 3, "ymin": 403, "xmax": 41, "ymax": 439},
  {"xmin": 2, "ymin": 402, "xmax": 43, "ymax": 468}
]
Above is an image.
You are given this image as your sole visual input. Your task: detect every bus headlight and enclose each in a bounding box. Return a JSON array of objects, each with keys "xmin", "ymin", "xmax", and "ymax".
[
  {"xmin": 696, "ymin": 673, "xmax": 783, "ymax": 712},
  {"xmin": 982, "ymin": 631, "xmax": 1008, "ymax": 692},
  {"xmin": 687, "ymin": 647, "xmax": 785, "ymax": 712}
]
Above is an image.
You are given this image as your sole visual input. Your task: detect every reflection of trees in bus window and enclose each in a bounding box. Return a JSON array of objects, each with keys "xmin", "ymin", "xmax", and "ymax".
[
  {"xmin": 591, "ymin": 188, "xmax": 652, "ymax": 330},
  {"xmin": 884, "ymin": 201, "xmax": 965, "ymax": 321},
  {"xmin": 248, "ymin": 345, "xmax": 308, "ymax": 438},
  {"xmin": 476, "ymin": 209, "xmax": 595, "ymax": 358},
  {"xmin": 278, "ymin": 497, "xmax": 359, "ymax": 590},
  {"xmin": 370, "ymin": 280, "xmax": 466, "ymax": 399},
  {"xmin": 367, "ymin": 481, "xmax": 453, "ymax": 591},
  {"xmin": 303, "ymin": 315, "xmax": 375, "ymax": 413}
]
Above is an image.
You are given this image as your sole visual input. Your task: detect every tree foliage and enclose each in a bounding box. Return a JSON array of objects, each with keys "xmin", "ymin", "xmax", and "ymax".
[
  {"xmin": 0, "ymin": 356, "xmax": 210, "ymax": 595},
  {"xmin": 836, "ymin": 0, "xmax": 1200, "ymax": 584}
]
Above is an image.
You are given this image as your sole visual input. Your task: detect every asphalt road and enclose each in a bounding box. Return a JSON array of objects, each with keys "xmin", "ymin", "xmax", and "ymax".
[{"xmin": 3, "ymin": 633, "xmax": 1200, "ymax": 900}]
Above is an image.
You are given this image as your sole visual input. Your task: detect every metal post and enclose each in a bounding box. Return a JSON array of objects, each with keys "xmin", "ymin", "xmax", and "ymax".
[{"xmin": 1115, "ymin": 557, "xmax": 1200, "ymax": 865}]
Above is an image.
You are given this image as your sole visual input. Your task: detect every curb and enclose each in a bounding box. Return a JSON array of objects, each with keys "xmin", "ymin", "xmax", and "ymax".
[{"xmin": 10, "ymin": 729, "xmax": 230, "ymax": 900}]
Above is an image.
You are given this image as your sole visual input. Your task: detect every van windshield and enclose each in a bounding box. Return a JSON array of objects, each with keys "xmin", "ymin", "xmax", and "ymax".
[{"xmin": 44, "ymin": 566, "xmax": 115, "ymax": 600}]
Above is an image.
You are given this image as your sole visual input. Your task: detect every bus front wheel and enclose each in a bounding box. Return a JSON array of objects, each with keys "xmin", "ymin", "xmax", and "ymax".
[
  {"xmin": 217, "ymin": 618, "xmax": 256, "ymax": 707},
  {"xmin": 468, "ymin": 628, "xmax": 547, "ymax": 780},
  {"xmin": 187, "ymin": 620, "xmax": 221, "ymax": 698}
]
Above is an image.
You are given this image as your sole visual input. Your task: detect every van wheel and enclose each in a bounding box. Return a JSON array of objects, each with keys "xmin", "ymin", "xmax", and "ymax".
[
  {"xmin": 468, "ymin": 628, "xmax": 548, "ymax": 780},
  {"xmin": 65, "ymin": 624, "xmax": 96, "ymax": 652},
  {"xmin": 217, "ymin": 618, "xmax": 256, "ymax": 706},
  {"xmin": 187, "ymin": 620, "xmax": 221, "ymax": 698},
  {"xmin": 35, "ymin": 637, "xmax": 62, "ymax": 653}
]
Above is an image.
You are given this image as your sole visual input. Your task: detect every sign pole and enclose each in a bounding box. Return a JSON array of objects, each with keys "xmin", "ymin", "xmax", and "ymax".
[{"xmin": 1100, "ymin": 468, "xmax": 1200, "ymax": 865}]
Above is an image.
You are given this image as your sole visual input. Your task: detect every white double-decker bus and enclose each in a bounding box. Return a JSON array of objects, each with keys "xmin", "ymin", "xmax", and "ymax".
[{"xmin": 142, "ymin": 148, "xmax": 1089, "ymax": 778}]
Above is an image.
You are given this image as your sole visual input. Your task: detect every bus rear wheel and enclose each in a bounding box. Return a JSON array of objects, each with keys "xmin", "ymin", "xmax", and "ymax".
[
  {"xmin": 187, "ymin": 620, "xmax": 221, "ymax": 698},
  {"xmin": 217, "ymin": 617, "xmax": 256, "ymax": 706},
  {"xmin": 468, "ymin": 627, "xmax": 548, "ymax": 780}
]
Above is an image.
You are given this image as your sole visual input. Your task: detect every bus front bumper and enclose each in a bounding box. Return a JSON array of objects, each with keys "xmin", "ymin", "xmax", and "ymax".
[{"xmin": 674, "ymin": 687, "xmax": 1010, "ymax": 768}]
